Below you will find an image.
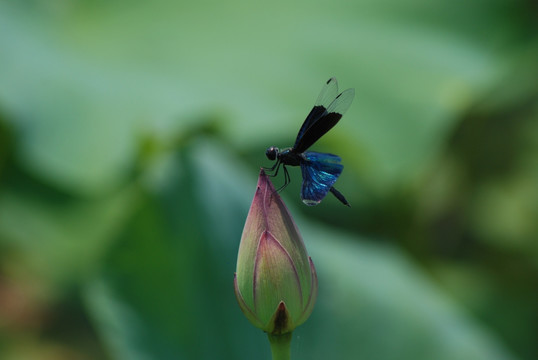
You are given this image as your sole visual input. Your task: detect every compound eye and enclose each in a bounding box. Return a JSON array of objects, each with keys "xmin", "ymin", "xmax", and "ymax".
[{"xmin": 265, "ymin": 146, "xmax": 277, "ymax": 160}]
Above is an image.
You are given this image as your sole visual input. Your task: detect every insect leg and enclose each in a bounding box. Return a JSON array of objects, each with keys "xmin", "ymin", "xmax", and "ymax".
[
  {"xmin": 264, "ymin": 160, "xmax": 281, "ymax": 177},
  {"xmin": 263, "ymin": 160, "xmax": 278, "ymax": 172},
  {"xmin": 276, "ymin": 165, "xmax": 290, "ymax": 192}
]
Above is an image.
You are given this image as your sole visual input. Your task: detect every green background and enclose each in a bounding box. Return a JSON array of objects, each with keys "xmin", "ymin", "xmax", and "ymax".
[{"xmin": 0, "ymin": 0, "xmax": 537, "ymax": 359}]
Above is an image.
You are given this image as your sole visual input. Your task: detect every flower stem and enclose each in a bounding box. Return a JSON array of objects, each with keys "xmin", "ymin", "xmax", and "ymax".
[{"xmin": 267, "ymin": 332, "xmax": 292, "ymax": 360}]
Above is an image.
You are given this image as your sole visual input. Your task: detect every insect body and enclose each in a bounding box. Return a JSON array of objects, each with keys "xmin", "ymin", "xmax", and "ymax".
[{"xmin": 265, "ymin": 77, "xmax": 354, "ymax": 206}]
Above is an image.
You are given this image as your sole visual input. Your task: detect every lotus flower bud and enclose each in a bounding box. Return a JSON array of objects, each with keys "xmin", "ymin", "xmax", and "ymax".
[{"xmin": 234, "ymin": 169, "xmax": 318, "ymax": 335}]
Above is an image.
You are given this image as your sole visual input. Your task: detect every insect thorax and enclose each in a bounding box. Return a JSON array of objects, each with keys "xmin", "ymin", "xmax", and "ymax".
[{"xmin": 278, "ymin": 148, "xmax": 302, "ymax": 166}]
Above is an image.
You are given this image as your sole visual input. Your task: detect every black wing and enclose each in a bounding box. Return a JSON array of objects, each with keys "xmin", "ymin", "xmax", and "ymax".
[
  {"xmin": 293, "ymin": 78, "xmax": 338, "ymax": 150},
  {"xmin": 293, "ymin": 78, "xmax": 354, "ymax": 153}
]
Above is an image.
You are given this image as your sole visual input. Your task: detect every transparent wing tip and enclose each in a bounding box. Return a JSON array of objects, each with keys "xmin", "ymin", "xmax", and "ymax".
[
  {"xmin": 302, "ymin": 198, "xmax": 321, "ymax": 206},
  {"xmin": 327, "ymin": 88, "xmax": 355, "ymax": 115}
]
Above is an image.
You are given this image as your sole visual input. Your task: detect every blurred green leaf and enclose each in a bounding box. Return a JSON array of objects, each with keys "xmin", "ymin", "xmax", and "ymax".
[
  {"xmin": 0, "ymin": 178, "xmax": 140, "ymax": 287},
  {"xmin": 0, "ymin": 0, "xmax": 518, "ymax": 195},
  {"xmin": 301, "ymin": 227, "xmax": 518, "ymax": 360}
]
